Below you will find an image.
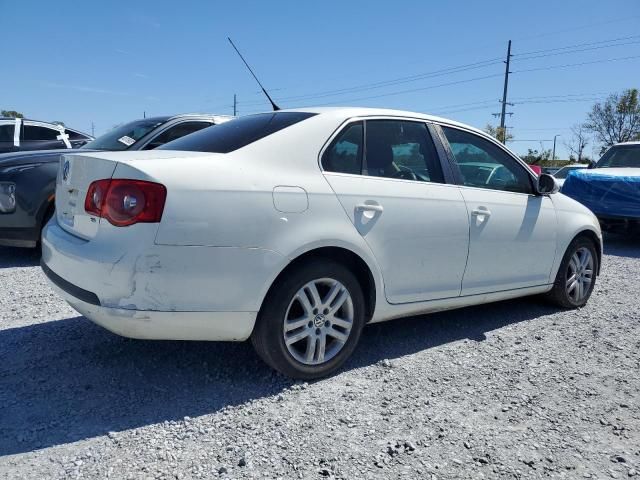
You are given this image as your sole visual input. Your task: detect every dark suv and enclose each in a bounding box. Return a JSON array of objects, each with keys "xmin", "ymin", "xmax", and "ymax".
[
  {"xmin": 0, "ymin": 118, "xmax": 93, "ymax": 153},
  {"xmin": 0, "ymin": 113, "xmax": 233, "ymax": 247}
]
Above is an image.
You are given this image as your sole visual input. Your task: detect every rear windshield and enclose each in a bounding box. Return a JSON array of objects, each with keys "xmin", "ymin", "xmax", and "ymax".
[
  {"xmin": 83, "ymin": 119, "xmax": 164, "ymax": 151},
  {"xmin": 158, "ymin": 112, "xmax": 316, "ymax": 153}
]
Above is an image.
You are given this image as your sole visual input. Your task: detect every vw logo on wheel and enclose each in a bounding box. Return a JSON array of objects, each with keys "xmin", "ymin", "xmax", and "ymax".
[{"xmin": 62, "ymin": 160, "xmax": 70, "ymax": 181}]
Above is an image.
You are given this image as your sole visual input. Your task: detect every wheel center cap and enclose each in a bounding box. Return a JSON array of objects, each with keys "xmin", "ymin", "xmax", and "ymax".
[{"xmin": 313, "ymin": 313, "xmax": 326, "ymax": 328}]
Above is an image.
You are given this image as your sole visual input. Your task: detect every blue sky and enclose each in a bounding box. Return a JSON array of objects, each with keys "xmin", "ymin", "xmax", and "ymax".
[{"xmin": 1, "ymin": 0, "xmax": 639, "ymax": 158}]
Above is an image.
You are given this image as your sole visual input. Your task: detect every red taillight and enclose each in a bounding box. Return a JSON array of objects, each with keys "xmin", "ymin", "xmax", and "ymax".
[{"xmin": 84, "ymin": 179, "xmax": 167, "ymax": 227}]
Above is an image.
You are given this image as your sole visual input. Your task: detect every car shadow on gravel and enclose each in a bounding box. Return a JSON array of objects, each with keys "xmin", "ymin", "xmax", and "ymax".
[
  {"xmin": 0, "ymin": 247, "xmax": 39, "ymax": 269},
  {"xmin": 0, "ymin": 297, "xmax": 558, "ymax": 456},
  {"xmin": 603, "ymin": 233, "xmax": 640, "ymax": 259}
]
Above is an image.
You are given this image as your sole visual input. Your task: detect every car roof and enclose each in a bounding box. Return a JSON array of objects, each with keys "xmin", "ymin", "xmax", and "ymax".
[
  {"xmin": 271, "ymin": 106, "xmax": 493, "ymax": 139},
  {"xmin": 613, "ymin": 141, "xmax": 640, "ymax": 146}
]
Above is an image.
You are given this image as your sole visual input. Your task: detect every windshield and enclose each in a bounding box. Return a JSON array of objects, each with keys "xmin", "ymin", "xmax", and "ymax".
[
  {"xmin": 596, "ymin": 145, "xmax": 640, "ymax": 168},
  {"xmin": 554, "ymin": 166, "xmax": 584, "ymax": 179},
  {"xmin": 158, "ymin": 112, "xmax": 316, "ymax": 153},
  {"xmin": 82, "ymin": 119, "xmax": 164, "ymax": 151}
]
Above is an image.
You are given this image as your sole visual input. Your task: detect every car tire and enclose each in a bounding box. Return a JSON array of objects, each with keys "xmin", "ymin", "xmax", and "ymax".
[
  {"xmin": 545, "ymin": 236, "xmax": 598, "ymax": 309},
  {"xmin": 251, "ymin": 258, "xmax": 366, "ymax": 380}
]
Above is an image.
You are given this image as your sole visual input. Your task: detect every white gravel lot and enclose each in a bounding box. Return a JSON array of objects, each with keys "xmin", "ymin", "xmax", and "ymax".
[{"xmin": 0, "ymin": 235, "xmax": 639, "ymax": 480}]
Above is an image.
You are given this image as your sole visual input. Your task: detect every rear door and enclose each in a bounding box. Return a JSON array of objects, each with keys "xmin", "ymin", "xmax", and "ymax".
[
  {"xmin": 439, "ymin": 125, "xmax": 557, "ymax": 295},
  {"xmin": 322, "ymin": 118, "xmax": 469, "ymax": 304}
]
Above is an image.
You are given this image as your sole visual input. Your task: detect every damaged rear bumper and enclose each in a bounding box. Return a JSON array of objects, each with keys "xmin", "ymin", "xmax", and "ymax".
[
  {"xmin": 44, "ymin": 268, "xmax": 256, "ymax": 340},
  {"xmin": 41, "ymin": 218, "xmax": 286, "ymax": 341}
]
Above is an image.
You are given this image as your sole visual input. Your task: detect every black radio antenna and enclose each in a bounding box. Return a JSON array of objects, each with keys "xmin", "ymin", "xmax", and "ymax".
[{"xmin": 227, "ymin": 37, "xmax": 280, "ymax": 111}]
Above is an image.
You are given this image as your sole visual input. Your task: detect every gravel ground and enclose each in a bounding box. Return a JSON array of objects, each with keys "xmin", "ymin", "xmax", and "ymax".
[{"xmin": 0, "ymin": 235, "xmax": 639, "ymax": 480}]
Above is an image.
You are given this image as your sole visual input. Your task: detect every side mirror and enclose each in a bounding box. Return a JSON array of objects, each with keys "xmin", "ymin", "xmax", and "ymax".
[
  {"xmin": 587, "ymin": 160, "xmax": 597, "ymax": 169},
  {"xmin": 537, "ymin": 173, "xmax": 559, "ymax": 195}
]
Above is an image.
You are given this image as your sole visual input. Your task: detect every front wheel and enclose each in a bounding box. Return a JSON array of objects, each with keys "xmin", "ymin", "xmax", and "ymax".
[
  {"xmin": 251, "ymin": 259, "xmax": 366, "ymax": 380},
  {"xmin": 545, "ymin": 236, "xmax": 598, "ymax": 308}
]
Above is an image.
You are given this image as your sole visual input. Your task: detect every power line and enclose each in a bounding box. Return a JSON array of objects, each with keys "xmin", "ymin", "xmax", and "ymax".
[
  {"xmin": 512, "ymin": 54, "xmax": 640, "ymax": 74},
  {"xmin": 237, "ymin": 57, "xmax": 503, "ymax": 107},
  {"xmin": 513, "ymin": 34, "xmax": 640, "ymax": 57},
  {"xmin": 299, "ymin": 72, "xmax": 504, "ymax": 107},
  {"xmin": 514, "ymin": 39, "xmax": 640, "ymax": 61}
]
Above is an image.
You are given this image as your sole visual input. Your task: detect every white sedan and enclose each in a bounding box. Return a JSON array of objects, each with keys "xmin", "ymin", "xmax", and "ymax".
[{"xmin": 41, "ymin": 108, "xmax": 602, "ymax": 379}]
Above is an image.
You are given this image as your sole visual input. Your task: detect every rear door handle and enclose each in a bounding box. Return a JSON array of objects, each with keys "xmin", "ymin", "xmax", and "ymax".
[
  {"xmin": 471, "ymin": 207, "xmax": 491, "ymax": 218},
  {"xmin": 355, "ymin": 203, "xmax": 384, "ymax": 213}
]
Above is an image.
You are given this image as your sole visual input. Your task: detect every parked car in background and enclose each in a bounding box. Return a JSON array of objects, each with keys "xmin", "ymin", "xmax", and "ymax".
[
  {"xmin": 41, "ymin": 107, "xmax": 602, "ymax": 379},
  {"xmin": 528, "ymin": 164, "xmax": 542, "ymax": 175},
  {"xmin": 0, "ymin": 117, "xmax": 92, "ymax": 153},
  {"xmin": 562, "ymin": 141, "xmax": 640, "ymax": 233},
  {"xmin": 542, "ymin": 166, "xmax": 561, "ymax": 175},
  {"xmin": 0, "ymin": 113, "xmax": 233, "ymax": 247},
  {"xmin": 553, "ymin": 163, "xmax": 588, "ymax": 187}
]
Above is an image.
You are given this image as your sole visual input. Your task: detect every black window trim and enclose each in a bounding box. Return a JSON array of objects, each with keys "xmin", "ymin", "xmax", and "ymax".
[
  {"xmin": 318, "ymin": 115, "xmax": 457, "ymax": 186},
  {"xmin": 435, "ymin": 122, "xmax": 539, "ymax": 196}
]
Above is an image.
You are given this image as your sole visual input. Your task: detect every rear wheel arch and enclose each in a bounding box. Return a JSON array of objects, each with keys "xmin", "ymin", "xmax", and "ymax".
[{"xmin": 258, "ymin": 246, "xmax": 377, "ymax": 324}]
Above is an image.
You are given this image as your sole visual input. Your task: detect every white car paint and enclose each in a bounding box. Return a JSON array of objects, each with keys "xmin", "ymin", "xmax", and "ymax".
[
  {"xmin": 41, "ymin": 107, "xmax": 602, "ymax": 342},
  {"xmin": 553, "ymin": 164, "xmax": 588, "ymax": 188}
]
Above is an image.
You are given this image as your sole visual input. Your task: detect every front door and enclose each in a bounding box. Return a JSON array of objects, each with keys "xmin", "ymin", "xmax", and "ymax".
[
  {"xmin": 322, "ymin": 119, "xmax": 470, "ymax": 304},
  {"xmin": 440, "ymin": 125, "xmax": 557, "ymax": 296}
]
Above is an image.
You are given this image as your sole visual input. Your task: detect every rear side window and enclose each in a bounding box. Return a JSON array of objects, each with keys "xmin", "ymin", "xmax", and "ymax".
[
  {"xmin": 365, "ymin": 120, "xmax": 444, "ymax": 183},
  {"xmin": 24, "ymin": 125, "xmax": 60, "ymax": 141},
  {"xmin": 322, "ymin": 122, "xmax": 363, "ymax": 174},
  {"xmin": 158, "ymin": 112, "xmax": 317, "ymax": 153}
]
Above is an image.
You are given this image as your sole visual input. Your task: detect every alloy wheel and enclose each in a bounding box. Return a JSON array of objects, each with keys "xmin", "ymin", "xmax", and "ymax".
[
  {"xmin": 565, "ymin": 247, "xmax": 594, "ymax": 303},
  {"xmin": 283, "ymin": 277, "xmax": 354, "ymax": 365}
]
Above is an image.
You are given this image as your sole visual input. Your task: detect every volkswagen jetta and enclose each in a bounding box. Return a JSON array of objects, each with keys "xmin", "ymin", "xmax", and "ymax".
[{"xmin": 41, "ymin": 108, "xmax": 602, "ymax": 379}]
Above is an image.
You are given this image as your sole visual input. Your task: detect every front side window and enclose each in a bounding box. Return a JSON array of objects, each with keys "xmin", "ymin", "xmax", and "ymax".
[
  {"xmin": 442, "ymin": 126, "xmax": 532, "ymax": 194},
  {"xmin": 65, "ymin": 129, "xmax": 91, "ymax": 140},
  {"xmin": 23, "ymin": 125, "xmax": 60, "ymax": 141},
  {"xmin": 321, "ymin": 122, "xmax": 363, "ymax": 174},
  {"xmin": 158, "ymin": 112, "xmax": 317, "ymax": 153}
]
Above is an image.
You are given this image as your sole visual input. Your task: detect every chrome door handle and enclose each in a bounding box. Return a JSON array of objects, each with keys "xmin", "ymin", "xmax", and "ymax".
[
  {"xmin": 355, "ymin": 203, "xmax": 384, "ymax": 213},
  {"xmin": 471, "ymin": 208, "xmax": 491, "ymax": 217}
]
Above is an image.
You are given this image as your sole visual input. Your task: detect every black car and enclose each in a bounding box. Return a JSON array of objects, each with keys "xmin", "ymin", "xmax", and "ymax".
[
  {"xmin": 0, "ymin": 118, "xmax": 93, "ymax": 153},
  {"xmin": 0, "ymin": 113, "xmax": 233, "ymax": 247}
]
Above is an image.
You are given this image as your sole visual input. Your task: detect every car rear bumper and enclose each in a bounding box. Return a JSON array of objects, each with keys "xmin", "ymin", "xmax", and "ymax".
[
  {"xmin": 44, "ymin": 268, "xmax": 256, "ymax": 340},
  {"xmin": 41, "ymin": 218, "xmax": 286, "ymax": 340}
]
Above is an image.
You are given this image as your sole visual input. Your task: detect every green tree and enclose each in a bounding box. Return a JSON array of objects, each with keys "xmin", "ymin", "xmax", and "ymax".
[
  {"xmin": 1, "ymin": 110, "xmax": 24, "ymax": 118},
  {"xmin": 521, "ymin": 148, "xmax": 551, "ymax": 164},
  {"xmin": 584, "ymin": 88, "xmax": 640, "ymax": 151},
  {"xmin": 484, "ymin": 124, "xmax": 513, "ymax": 143}
]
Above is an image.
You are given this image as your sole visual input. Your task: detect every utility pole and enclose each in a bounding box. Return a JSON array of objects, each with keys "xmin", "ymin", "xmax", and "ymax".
[
  {"xmin": 143, "ymin": 111, "xmax": 146, "ymax": 118},
  {"xmin": 499, "ymin": 40, "xmax": 512, "ymax": 144},
  {"xmin": 91, "ymin": 122, "xmax": 95, "ymax": 137},
  {"xmin": 552, "ymin": 134, "xmax": 560, "ymax": 161},
  {"xmin": 233, "ymin": 94, "xmax": 237, "ymax": 116}
]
